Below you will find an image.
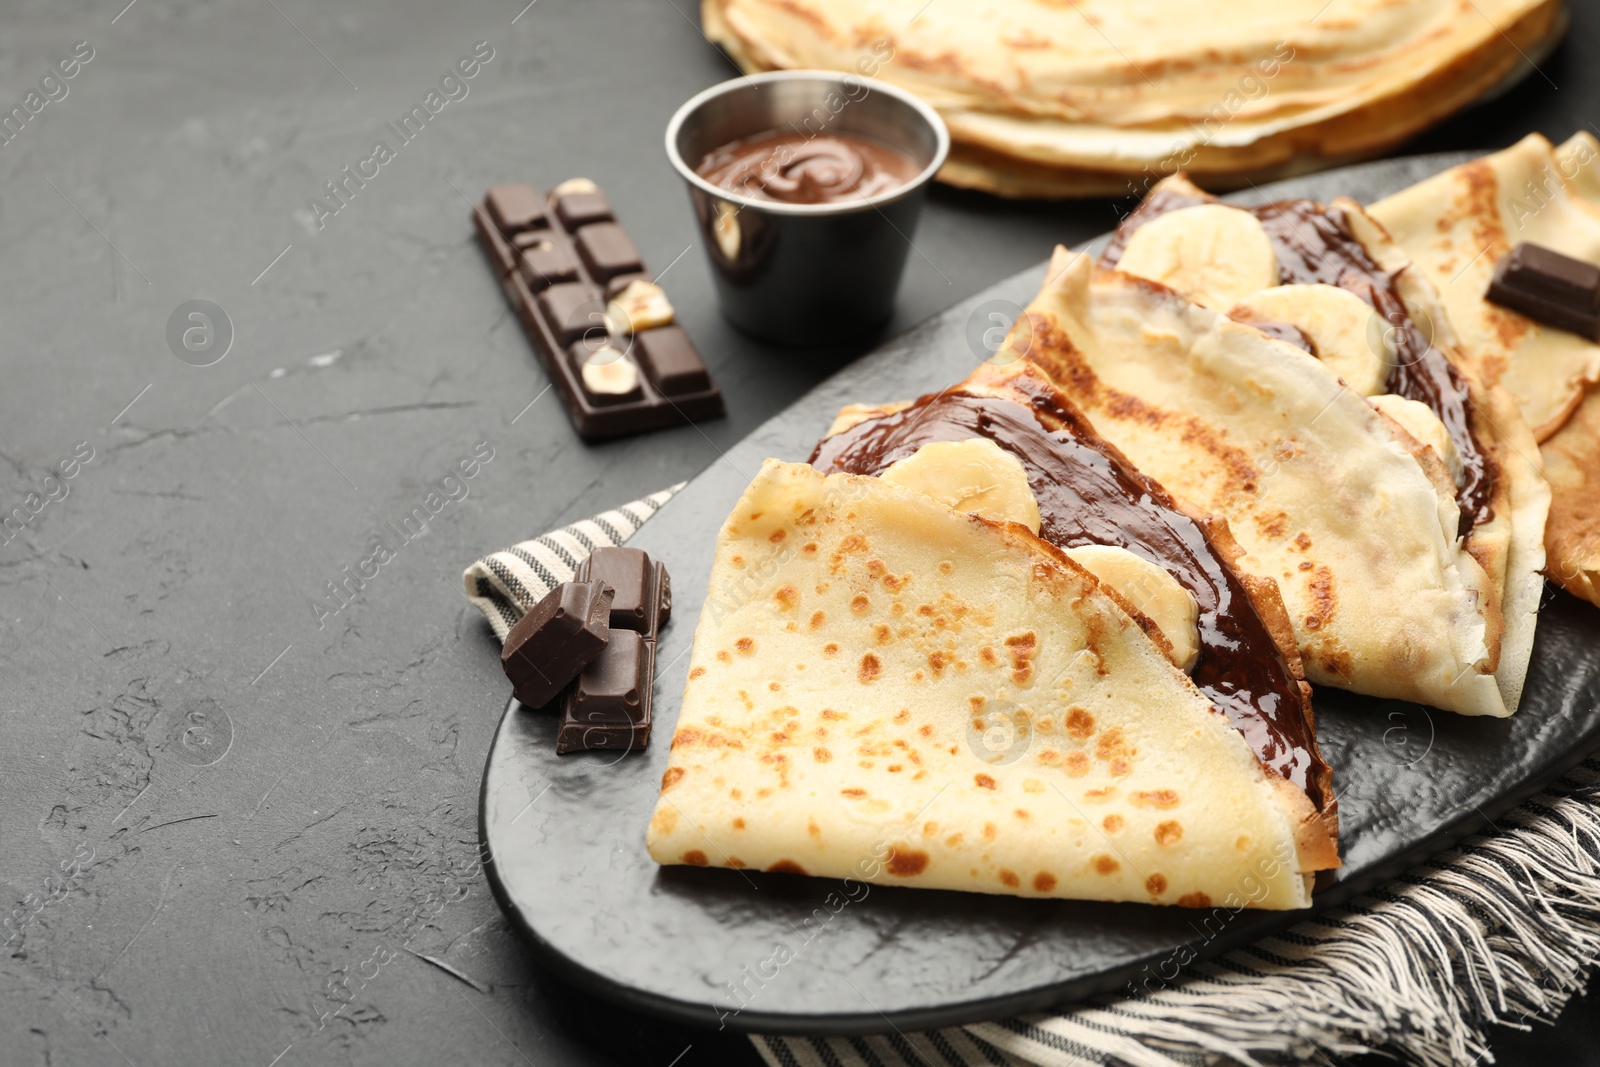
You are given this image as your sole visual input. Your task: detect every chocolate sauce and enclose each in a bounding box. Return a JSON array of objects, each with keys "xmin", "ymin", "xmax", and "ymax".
[
  {"xmin": 696, "ymin": 130, "xmax": 918, "ymax": 205},
  {"xmin": 1104, "ymin": 189, "xmax": 1496, "ymax": 537},
  {"xmin": 811, "ymin": 385, "xmax": 1331, "ymax": 812}
]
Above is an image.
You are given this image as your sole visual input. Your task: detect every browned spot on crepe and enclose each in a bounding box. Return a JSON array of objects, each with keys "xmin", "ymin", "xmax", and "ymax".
[
  {"xmin": 1155, "ymin": 820, "xmax": 1184, "ymax": 846},
  {"xmin": 767, "ymin": 860, "xmax": 807, "ymax": 875},
  {"xmin": 1033, "ymin": 872, "xmax": 1058, "ymax": 893},
  {"xmin": 682, "ymin": 850, "xmax": 709, "ymax": 867},
  {"xmin": 886, "ymin": 846, "xmax": 930, "ymax": 877}
]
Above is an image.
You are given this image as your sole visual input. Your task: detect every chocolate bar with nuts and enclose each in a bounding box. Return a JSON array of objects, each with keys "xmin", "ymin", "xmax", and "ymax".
[{"xmin": 474, "ymin": 178, "xmax": 724, "ymax": 438}]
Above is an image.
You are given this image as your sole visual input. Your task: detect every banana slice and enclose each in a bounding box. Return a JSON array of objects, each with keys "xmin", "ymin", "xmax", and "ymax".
[
  {"xmin": 1231, "ymin": 284, "xmax": 1391, "ymax": 396},
  {"xmin": 1063, "ymin": 545, "xmax": 1200, "ymax": 672},
  {"xmin": 1370, "ymin": 393, "xmax": 1461, "ymax": 485},
  {"xmin": 881, "ymin": 438, "xmax": 1040, "ymax": 534},
  {"xmin": 1117, "ymin": 204, "xmax": 1279, "ymax": 310}
]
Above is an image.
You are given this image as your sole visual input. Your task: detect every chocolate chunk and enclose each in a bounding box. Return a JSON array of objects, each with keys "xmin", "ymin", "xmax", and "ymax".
[
  {"xmin": 1487, "ymin": 242, "xmax": 1600, "ymax": 339},
  {"xmin": 486, "ymin": 184, "xmax": 548, "ymax": 235},
  {"xmin": 556, "ymin": 629, "xmax": 652, "ymax": 753},
  {"xmin": 575, "ymin": 223, "xmax": 644, "ymax": 282},
  {"xmin": 578, "ymin": 546, "xmax": 666, "ymax": 636},
  {"xmin": 636, "ymin": 326, "xmax": 713, "ymax": 396},
  {"xmin": 473, "ymin": 178, "xmax": 722, "ymax": 438},
  {"xmin": 501, "ymin": 580, "xmax": 613, "ymax": 709}
]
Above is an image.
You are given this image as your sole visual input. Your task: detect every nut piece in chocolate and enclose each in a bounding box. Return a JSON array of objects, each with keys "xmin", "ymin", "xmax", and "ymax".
[
  {"xmin": 556, "ymin": 629, "xmax": 653, "ymax": 753},
  {"xmin": 501, "ymin": 580, "xmax": 613, "ymax": 710},
  {"xmin": 1486, "ymin": 242, "xmax": 1600, "ymax": 340}
]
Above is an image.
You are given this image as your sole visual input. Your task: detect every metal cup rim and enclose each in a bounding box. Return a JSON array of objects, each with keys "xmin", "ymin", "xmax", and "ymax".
[{"xmin": 663, "ymin": 69, "xmax": 951, "ymax": 217}]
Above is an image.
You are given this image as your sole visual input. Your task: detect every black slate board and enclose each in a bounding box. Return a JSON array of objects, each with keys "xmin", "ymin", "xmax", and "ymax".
[{"xmin": 479, "ymin": 152, "xmax": 1600, "ymax": 1036}]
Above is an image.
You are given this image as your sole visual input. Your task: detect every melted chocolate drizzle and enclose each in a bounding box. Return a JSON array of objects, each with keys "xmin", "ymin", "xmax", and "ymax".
[
  {"xmin": 811, "ymin": 384, "xmax": 1330, "ymax": 812},
  {"xmin": 1104, "ymin": 189, "xmax": 1496, "ymax": 537}
]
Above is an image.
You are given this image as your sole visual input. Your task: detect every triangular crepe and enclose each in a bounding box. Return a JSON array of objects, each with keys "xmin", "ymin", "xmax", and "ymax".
[
  {"xmin": 1018, "ymin": 249, "xmax": 1529, "ymax": 716},
  {"xmin": 648, "ymin": 461, "xmax": 1332, "ymax": 908},
  {"xmin": 1368, "ymin": 133, "xmax": 1600, "ymax": 606},
  {"xmin": 810, "ymin": 360, "xmax": 1335, "ymax": 838}
]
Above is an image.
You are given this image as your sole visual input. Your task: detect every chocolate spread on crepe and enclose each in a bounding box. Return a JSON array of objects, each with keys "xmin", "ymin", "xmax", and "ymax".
[
  {"xmin": 812, "ymin": 377, "xmax": 1333, "ymax": 815},
  {"xmin": 1104, "ymin": 189, "xmax": 1497, "ymax": 539}
]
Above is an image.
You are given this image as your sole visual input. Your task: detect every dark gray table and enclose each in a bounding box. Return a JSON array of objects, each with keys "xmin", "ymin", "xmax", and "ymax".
[{"xmin": 2, "ymin": 2, "xmax": 1597, "ymax": 1064}]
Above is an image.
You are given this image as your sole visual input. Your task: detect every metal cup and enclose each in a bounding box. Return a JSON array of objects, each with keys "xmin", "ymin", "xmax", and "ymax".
[{"xmin": 665, "ymin": 70, "xmax": 949, "ymax": 346}]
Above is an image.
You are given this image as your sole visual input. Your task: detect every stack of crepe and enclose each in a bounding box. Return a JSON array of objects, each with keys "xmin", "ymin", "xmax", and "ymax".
[
  {"xmin": 702, "ymin": 0, "xmax": 1565, "ymax": 197},
  {"xmin": 647, "ymin": 140, "xmax": 1600, "ymax": 912}
]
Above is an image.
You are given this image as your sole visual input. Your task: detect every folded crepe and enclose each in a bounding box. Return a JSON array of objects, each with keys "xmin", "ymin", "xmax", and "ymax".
[
  {"xmin": 647, "ymin": 460, "xmax": 1336, "ymax": 908},
  {"xmin": 702, "ymin": 0, "xmax": 1564, "ymax": 198},
  {"xmin": 1012, "ymin": 238, "xmax": 1539, "ymax": 716},
  {"xmin": 1368, "ymin": 133, "xmax": 1600, "ymax": 606},
  {"xmin": 810, "ymin": 359, "xmax": 1335, "ymax": 837}
]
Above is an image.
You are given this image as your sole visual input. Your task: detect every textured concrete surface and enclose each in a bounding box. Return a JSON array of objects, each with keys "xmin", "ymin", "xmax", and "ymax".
[{"xmin": 0, "ymin": 1, "xmax": 1596, "ymax": 1065}]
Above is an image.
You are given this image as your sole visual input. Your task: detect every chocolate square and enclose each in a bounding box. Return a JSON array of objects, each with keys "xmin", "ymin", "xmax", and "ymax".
[
  {"xmin": 501, "ymin": 580, "xmax": 613, "ymax": 710},
  {"xmin": 1486, "ymin": 242, "xmax": 1600, "ymax": 339},
  {"xmin": 516, "ymin": 238, "xmax": 579, "ymax": 291},
  {"xmin": 555, "ymin": 629, "xmax": 652, "ymax": 753},
  {"xmin": 635, "ymin": 326, "xmax": 712, "ymax": 396},
  {"xmin": 553, "ymin": 190, "xmax": 613, "ymax": 229},
  {"xmin": 578, "ymin": 547, "xmax": 660, "ymax": 635},
  {"xmin": 574, "ymin": 223, "xmax": 644, "ymax": 282},
  {"xmin": 486, "ymin": 184, "xmax": 548, "ymax": 235},
  {"xmin": 538, "ymin": 282, "xmax": 602, "ymax": 345}
]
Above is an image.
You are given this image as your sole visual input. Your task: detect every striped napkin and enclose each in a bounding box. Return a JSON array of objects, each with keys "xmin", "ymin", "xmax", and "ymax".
[{"xmin": 463, "ymin": 490, "xmax": 1600, "ymax": 1067}]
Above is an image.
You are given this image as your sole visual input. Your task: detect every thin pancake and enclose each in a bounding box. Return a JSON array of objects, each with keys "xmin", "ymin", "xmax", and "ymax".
[
  {"xmin": 810, "ymin": 361, "xmax": 1334, "ymax": 837},
  {"xmin": 1020, "ymin": 250, "xmax": 1514, "ymax": 716},
  {"xmin": 648, "ymin": 460, "xmax": 1333, "ymax": 908},
  {"xmin": 703, "ymin": 0, "xmax": 1564, "ymax": 198},
  {"xmin": 1099, "ymin": 175, "xmax": 1549, "ymax": 711}
]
